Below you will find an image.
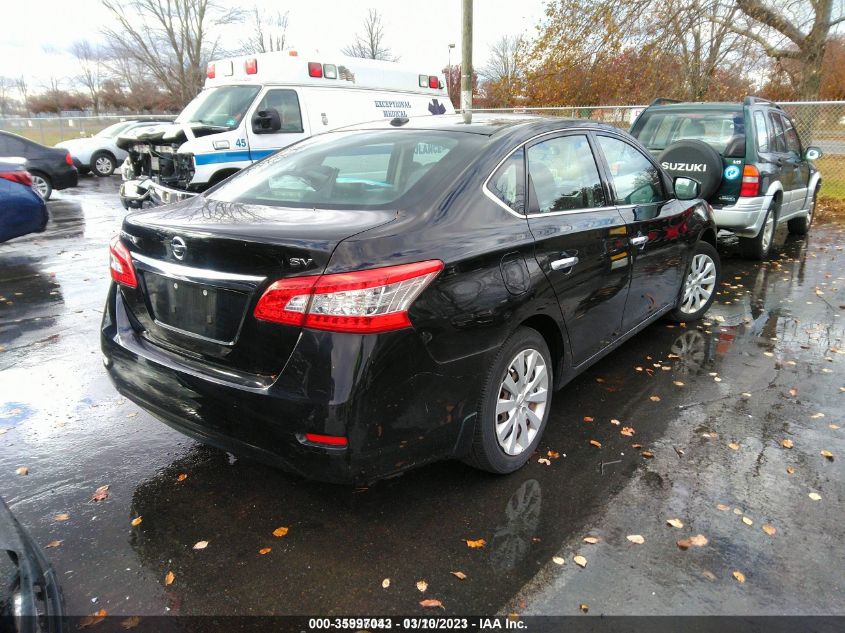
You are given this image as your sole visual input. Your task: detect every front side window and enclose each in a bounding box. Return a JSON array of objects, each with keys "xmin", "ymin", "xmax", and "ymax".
[
  {"xmin": 596, "ymin": 135, "xmax": 663, "ymax": 205},
  {"xmin": 254, "ymin": 89, "xmax": 303, "ymax": 133},
  {"xmin": 176, "ymin": 85, "xmax": 262, "ymax": 130},
  {"xmin": 780, "ymin": 115, "xmax": 802, "ymax": 155},
  {"xmin": 488, "ymin": 148, "xmax": 525, "ymax": 213},
  {"xmin": 753, "ymin": 111, "xmax": 770, "ymax": 153},
  {"xmin": 209, "ymin": 130, "xmax": 475, "ymax": 209},
  {"xmin": 527, "ymin": 135, "xmax": 605, "ymax": 213}
]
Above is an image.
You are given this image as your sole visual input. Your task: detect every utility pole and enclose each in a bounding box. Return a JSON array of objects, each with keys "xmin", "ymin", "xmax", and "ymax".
[
  {"xmin": 461, "ymin": 0, "xmax": 472, "ymax": 124},
  {"xmin": 448, "ymin": 43, "xmax": 455, "ymax": 104}
]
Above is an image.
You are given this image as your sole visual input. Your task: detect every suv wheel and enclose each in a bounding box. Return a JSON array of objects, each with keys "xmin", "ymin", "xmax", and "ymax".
[
  {"xmin": 91, "ymin": 151, "xmax": 116, "ymax": 177},
  {"xmin": 739, "ymin": 201, "xmax": 777, "ymax": 260},
  {"xmin": 466, "ymin": 327, "xmax": 552, "ymax": 474},
  {"xmin": 787, "ymin": 185, "xmax": 819, "ymax": 236},
  {"xmin": 668, "ymin": 241, "xmax": 720, "ymax": 322}
]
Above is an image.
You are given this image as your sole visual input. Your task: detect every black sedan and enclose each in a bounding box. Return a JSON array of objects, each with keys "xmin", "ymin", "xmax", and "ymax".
[
  {"xmin": 101, "ymin": 115, "xmax": 720, "ymax": 484},
  {"xmin": 0, "ymin": 132, "xmax": 77, "ymax": 200}
]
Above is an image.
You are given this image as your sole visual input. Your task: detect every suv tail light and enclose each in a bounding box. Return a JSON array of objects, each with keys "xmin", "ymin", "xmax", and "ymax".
[
  {"xmin": 739, "ymin": 165, "xmax": 760, "ymax": 197},
  {"xmin": 109, "ymin": 236, "xmax": 138, "ymax": 288},
  {"xmin": 254, "ymin": 260, "xmax": 444, "ymax": 333},
  {"xmin": 0, "ymin": 170, "xmax": 33, "ymax": 187}
]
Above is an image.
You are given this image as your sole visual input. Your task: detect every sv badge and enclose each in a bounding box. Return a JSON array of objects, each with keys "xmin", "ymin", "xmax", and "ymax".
[{"xmin": 289, "ymin": 257, "xmax": 313, "ymax": 269}]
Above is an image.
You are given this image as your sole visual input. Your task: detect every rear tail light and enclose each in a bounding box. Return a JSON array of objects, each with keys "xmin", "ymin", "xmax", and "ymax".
[
  {"xmin": 302, "ymin": 433, "xmax": 348, "ymax": 447},
  {"xmin": 428, "ymin": 75, "xmax": 439, "ymax": 89},
  {"xmin": 109, "ymin": 236, "xmax": 138, "ymax": 288},
  {"xmin": 254, "ymin": 260, "xmax": 444, "ymax": 333},
  {"xmin": 739, "ymin": 165, "xmax": 760, "ymax": 197},
  {"xmin": 206, "ymin": 63, "xmax": 215, "ymax": 79},
  {"xmin": 307, "ymin": 62, "xmax": 323, "ymax": 78},
  {"xmin": 0, "ymin": 170, "xmax": 33, "ymax": 187},
  {"xmin": 245, "ymin": 58, "xmax": 258, "ymax": 75},
  {"xmin": 64, "ymin": 152, "xmax": 73, "ymax": 166}
]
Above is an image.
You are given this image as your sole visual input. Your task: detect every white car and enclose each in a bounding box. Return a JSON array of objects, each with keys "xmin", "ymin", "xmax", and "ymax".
[{"xmin": 56, "ymin": 120, "xmax": 171, "ymax": 177}]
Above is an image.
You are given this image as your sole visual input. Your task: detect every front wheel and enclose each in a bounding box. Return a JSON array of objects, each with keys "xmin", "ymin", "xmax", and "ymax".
[
  {"xmin": 466, "ymin": 327, "xmax": 553, "ymax": 474},
  {"xmin": 668, "ymin": 241, "xmax": 721, "ymax": 322},
  {"xmin": 91, "ymin": 151, "xmax": 116, "ymax": 177}
]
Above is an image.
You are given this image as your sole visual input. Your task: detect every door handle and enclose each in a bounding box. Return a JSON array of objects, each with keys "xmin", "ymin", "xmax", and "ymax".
[
  {"xmin": 631, "ymin": 236, "xmax": 648, "ymax": 247},
  {"xmin": 550, "ymin": 256, "xmax": 579, "ymax": 271}
]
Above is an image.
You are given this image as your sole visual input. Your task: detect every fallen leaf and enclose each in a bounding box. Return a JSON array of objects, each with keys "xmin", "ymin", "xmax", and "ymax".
[
  {"xmin": 451, "ymin": 571, "xmax": 467, "ymax": 580},
  {"xmin": 54, "ymin": 513, "xmax": 69, "ymax": 522},
  {"xmin": 673, "ymin": 381, "xmax": 685, "ymax": 387},
  {"xmin": 610, "ymin": 418, "xmax": 621, "ymax": 425},
  {"xmin": 732, "ymin": 570, "xmax": 746, "ymax": 583},
  {"xmin": 742, "ymin": 517, "xmax": 753, "ymax": 526},
  {"xmin": 741, "ymin": 392, "xmax": 752, "ymax": 398},
  {"xmin": 259, "ymin": 547, "xmax": 271, "ymax": 555},
  {"xmin": 416, "ymin": 580, "xmax": 428, "ymax": 592},
  {"xmin": 728, "ymin": 442, "xmax": 740, "ymax": 451},
  {"xmin": 649, "ymin": 395, "xmax": 661, "ymax": 402},
  {"xmin": 79, "ymin": 609, "xmax": 108, "ymax": 628},
  {"xmin": 573, "ymin": 555, "xmax": 587, "ymax": 567},
  {"xmin": 91, "ymin": 485, "xmax": 109, "ymax": 502},
  {"xmin": 830, "ymin": 424, "xmax": 841, "ymax": 430},
  {"xmin": 621, "ymin": 426, "xmax": 635, "ymax": 437},
  {"xmin": 192, "ymin": 540, "xmax": 209, "ymax": 550},
  {"xmin": 579, "ymin": 603, "xmax": 589, "ymax": 613},
  {"xmin": 676, "ymin": 539, "xmax": 691, "ymax": 550},
  {"xmin": 120, "ymin": 616, "xmax": 141, "ymax": 630},
  {"xmin": 786, "ymin": 466, "xmax": 796, "ymax": 474},
  {"xmin": 641, "ymin": 451, "xmax": 654, "ymax": 459},
  {"xmin": 733, "ymin": 508, "xmax": 743, "ymax": 515},
  {"xmin": 762, "ymin": 525, "xmax": 777, "ymax": 536},
  {"xmin": 537, "ymin": 457, "xmax": 551, "ymax": 465},
  {"xmin": 15, "ymin": 467, "xmax": 28, "ymax": 476},
  {"xmin": 821, "ymin": 450, "xmax": 834, "ymax": 461},
  {"xmin": 589, "ymin": 439, "xmax": 602, "ymax": 448},
  {"xmin": 177, "ymin": 473, "xmax": 188, "ymax": 482},
  {"xmin": 716, "ymin": 504, "xmax": 730, "ymax": 511},
  {"xmin": 702, "ymin": 570, "xmax": 717, "ymax": 581},
  {"xmin": 131, "ymin": 516, "xmax": 142, "ymax": 527},
  {"xmin": 808, "ymin": 492, "xmax": 822, "ymax": 501},
  {"xmin": 811, "ymin": 412, "xmax": 825, "ymax": 419},
  {"xmin": 626, "ymin": 534, "xmax": 645, "ymax": 544},
  {"xmin": 582, "ymin": 536, "xmax": 599, "ymax": 544},
  {"xmin": 788, "ymin": 388, "xmax": 798, "ymax": 397},
  {"xmin": 45, "ymin": 540, "xmax": 62, "ymax": 548},
  {"xmin": 781, "ymin": 439, "xmax": 794, "ymax": 449},
  {"xmin": 666, "ymin": 518, "xmax": 684, "ymax": 529},
  {"xmin": 164, "ymin": 570, "xmax": 175, "ymax": 586},
  {"xmin": 382, "ymin": 578, "xmax": 390, "ymax": 589},
  {"xmin": 547, "ymin": 450, "xmax": 560, "ymax": 459},
  {"xmin": 583, "ymin": 416, "xmax": 594, "ymax": 422},
  {"xmin": 689, "ymin": 534, "xmax": 708, "ymax": 547},
  {"xmin": 272, "ymin": 526, "xmax": 289, "ymax": 538},
  {"xmin": 419, "ymin": 599, "xmax": 444, "ymax": 609},
  {"xmin": 714, "ymin": 377, "xmax": 723, "ymax": 382},
  {"xmin": 466, "ymin": 538, "xmax": 486, "ymax": 548},
  {"xmin": 631, "ymin": 443, "xmax": 643, "ymax": 449}
]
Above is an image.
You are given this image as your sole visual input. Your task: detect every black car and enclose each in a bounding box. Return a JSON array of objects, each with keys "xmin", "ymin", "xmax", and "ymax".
[
  {"xmin": 0, "ymin": 497, "xmax": 64, "ymax": 633},
  {"xmin": 101, "ymin": 115, "xmax": 720, "ymax": 484},
  {"xmin": 0, "ymin": 132, "xmax": 78, "ymax": 200},
  {"xmin": 630, "ymin": 97, "xmax": 823, "ymax": 259}
]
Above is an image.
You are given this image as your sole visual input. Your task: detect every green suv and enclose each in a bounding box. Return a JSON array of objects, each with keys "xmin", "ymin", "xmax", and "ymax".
[{"xmin": 630, "ymin": 97, "xmax": 823, "ymax": 259}]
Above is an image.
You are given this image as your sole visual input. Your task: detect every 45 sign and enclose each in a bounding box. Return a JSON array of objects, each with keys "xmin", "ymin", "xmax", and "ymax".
[{"xmin": 234, "ymin": 138, "xmax": 248, "ymax": 148}]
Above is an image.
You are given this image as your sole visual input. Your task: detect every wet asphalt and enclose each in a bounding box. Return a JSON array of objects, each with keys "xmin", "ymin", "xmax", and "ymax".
[{"xmin": 0, "ymin": 177, "xmax": 843, "ymax": 617}]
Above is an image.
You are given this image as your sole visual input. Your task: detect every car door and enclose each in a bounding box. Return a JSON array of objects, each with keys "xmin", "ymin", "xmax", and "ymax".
[
  {"xmin": 768, "ymin": 111, "xmax": 795, "ymax": 211},
  {"xmin": 780, "ymin": 113, "xmax": 809, "ymax": 214},
  {"xmin": 246, "ymin": 88, "xmax": 309, "ymax": 161},
  {"xmin": 594, "ymin": 133, "xmax": 689, "ymax": 331},
  {"xmin": 524, "ymin": 132, "xmax": 631, "ymax": 366}
]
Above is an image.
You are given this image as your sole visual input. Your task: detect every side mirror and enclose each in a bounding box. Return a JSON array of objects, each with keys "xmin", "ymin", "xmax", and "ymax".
[
  {"xmin": 251, "ymin": 108, "xmax": 282, "ymax": 134},
  {"xmin": 674, "ymin": 176, "xmax": 700, "ymax": 201},
  {"xmin": 805, "ymin": 146, "xmax": 823, "ymax": 161}
]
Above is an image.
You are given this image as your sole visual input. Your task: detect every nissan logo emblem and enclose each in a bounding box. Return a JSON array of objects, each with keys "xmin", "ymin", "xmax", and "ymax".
[{"xmin": 171, "ymin": 236, "xmax": 187, "ymax": 260}]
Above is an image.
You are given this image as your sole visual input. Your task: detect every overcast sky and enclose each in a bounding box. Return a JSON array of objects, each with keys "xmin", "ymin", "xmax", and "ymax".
[{"xmin": 0, "ymin": 0, "xmax": 547, "ymax": 90}]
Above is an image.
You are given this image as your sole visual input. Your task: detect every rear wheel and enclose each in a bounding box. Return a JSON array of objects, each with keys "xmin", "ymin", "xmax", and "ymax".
[
  {"xmin": 30, "ymin": 172, "xmax": 52, "ymax": 200},
  {"xmin": 466, "ymin": 327, "xmax": 552, "ymax": 474},
  {"xmin": 91, "ymin": 151, "xmax": 116, "ymax": 177},
  {"xmin": 788, "ymin": 185, "xmax": 819, "ymax": 236},
  {"xmin": 668, "ymin": 241, "xmax": 720, "ymax": 322},
  {"xmin": 739, "ymin": 202, "xmax": 777, "ymax": 260}
]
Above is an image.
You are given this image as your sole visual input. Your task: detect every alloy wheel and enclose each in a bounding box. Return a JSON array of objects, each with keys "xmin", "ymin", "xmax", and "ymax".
[
  {"xmin": 31, "ymin": 175, "xmax": 49, "ymax": 199},
  {"xmin": 761, "ymin": 211, "xmax": 775, "ymax": 252},
  {"xmin": 495, "ymin": 348, "xmax": 549, "ymax": 456},
  {"xmin": 94, "ymin": 156, "xmax": 114, "ymax": 176},
  {"xmin": 680, "ymin": 253, "xmax": 717, "ymax": 315}
]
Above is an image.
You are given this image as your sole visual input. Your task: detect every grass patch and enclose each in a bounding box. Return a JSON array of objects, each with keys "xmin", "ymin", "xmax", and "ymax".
[
  {"xmin": 816, "ymin": 156, "xmax": 845, "ymax": 200},
  {"xmin": 2, "ymin": 122, "xmax": 109, "ymax": 147}
]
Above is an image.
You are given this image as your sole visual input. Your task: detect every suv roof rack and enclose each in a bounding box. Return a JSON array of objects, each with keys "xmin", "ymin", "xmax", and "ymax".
[
  {"xmin": 648, "ymin": 98, "xmax": 682, "ymax": 107},
  {"xmin": 744, "ymin": 96, "xmax": 783, "ymax": 110}
]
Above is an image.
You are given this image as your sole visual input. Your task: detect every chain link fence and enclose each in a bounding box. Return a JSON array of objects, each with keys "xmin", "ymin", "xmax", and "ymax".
[
  {"xmin": 0, "ymin": 114, "xmax": 174, "ymax": 147},
  {"xmin": 472, "ymin": 101, "xmax": 845, "ymax": 199}
]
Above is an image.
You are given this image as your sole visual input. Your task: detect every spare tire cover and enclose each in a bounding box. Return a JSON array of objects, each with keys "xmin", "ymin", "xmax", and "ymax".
[{"xmin": 657, "ymin": 140, "xmax": 723, "ymax": 201}]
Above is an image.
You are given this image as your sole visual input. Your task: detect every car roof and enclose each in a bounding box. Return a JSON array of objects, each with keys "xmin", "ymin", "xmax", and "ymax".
[{"xmin": 645, "ymin": 102, "xmax": 744, "ymax": 111}]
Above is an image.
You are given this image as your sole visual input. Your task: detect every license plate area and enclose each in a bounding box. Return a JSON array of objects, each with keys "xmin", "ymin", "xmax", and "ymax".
[{"xmin": 143, "ymin": 272, "xmax": 248, "ymax": 344}]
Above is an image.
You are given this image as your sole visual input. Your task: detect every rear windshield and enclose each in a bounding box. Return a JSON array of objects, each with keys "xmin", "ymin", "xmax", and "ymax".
[
  {"xmin": 208, "ymin": 130, "xmax": 480, "ymax": 209},
  {"xmin": 633, "ymin": 109, "xmax": 744, "ymax": 153}
]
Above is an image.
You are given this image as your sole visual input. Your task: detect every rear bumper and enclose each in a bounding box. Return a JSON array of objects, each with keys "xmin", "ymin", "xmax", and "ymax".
[
  {"xmin": 52, "ymin": 166, "xmax": 78, "ymax": 191},
  {"xmin": 711, "ymin": 194, "xmax": 772, "ymax": 238},
  {"xmin": 100, "ymin": 285, "xmax": 481, "ymax": 484},
  {"xmin": 119, "ymin": 178, "xmax": 198, "ymax": 209}
]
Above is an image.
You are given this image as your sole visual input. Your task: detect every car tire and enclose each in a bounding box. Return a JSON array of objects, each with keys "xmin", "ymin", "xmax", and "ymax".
[
  {"xmin": 667, "ymin": 241, "xmax": 721, "ymax": 322},
  {"xmin": 466, "ymin": 327, "xmax": 553, "ymax": 475},
  {"xmin": 30, "ymin": 171, "xmax": 52, "ymax": 200},
  {"xmin": 787, "ymin": 185, "xmax": 819, "ymax": 236},
  {"xmin": 739, "ymin": 200, "xmax": 778, "ymax": 260},
  {"xmin": 91, "ymin": 151, "xmax": 116, "ymax": 177}
]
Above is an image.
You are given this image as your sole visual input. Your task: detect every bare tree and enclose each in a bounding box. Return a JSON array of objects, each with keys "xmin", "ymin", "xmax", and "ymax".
[
  {"xmin": 728, "ymin": 0, "xmax": 845, "ymax": 99},
  {"xmin": 0, "ymin": 77, "xmax": 13, "ymax": 116},
  {"xmin": 480, "ymin": 35, "xmax": 525, "ymax": 83},
  {"xmin": 100, "ymin": 0, "xmax": 242, "ymax": 108},
  {"xmin": 242, "ymin": 6, "xmax": 289, "ymax": 54},
  {"xmin": 72, "ymin": 41, "xmax": 105, "ymax": 115},
  {"xmin": 15, "ymin": 76, "xmax": 29, "ymax": 116},
  {"xmin": 342, "ymin": 8, "xmax": 398, "ymax": 61}
]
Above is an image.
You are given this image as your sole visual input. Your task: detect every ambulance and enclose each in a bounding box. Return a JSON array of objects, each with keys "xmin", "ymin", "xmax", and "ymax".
[{"xmin": 118, "ymin": 50, "xmax": 453, "ymax": 208}]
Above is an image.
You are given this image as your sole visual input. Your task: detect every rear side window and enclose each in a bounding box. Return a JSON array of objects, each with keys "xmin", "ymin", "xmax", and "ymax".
[
  {"xmin": 768, "ymin": 112, "xmax": 786, "ymax": 152},
  {"xmin": 634, "ymin": 110, "xmax": 744, "ymax": 154},
  {"xmin": 780, "ymin": 115, "xmax": 802, "ymax": 155},
  {"xmin": 753, "ymin": 111, "xmax": 770, "ymax": 152},
  {"xmin": 255, "ymin": 89, "xmax": 303, "ymax": 133},
  {"xmin": 597, "ymin": 136, "xmax": 664, "ymax": 205},
  {"xmin": 488, "ymin": 148, "xmax": 525, "ymax": 213},
  {"xmin": 0, "ymin": 134, "xmax": 32, "ymax": 156},
  {"xmin": 527, "ymin": 135, "xmax": 605, "ymax": 213}
]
